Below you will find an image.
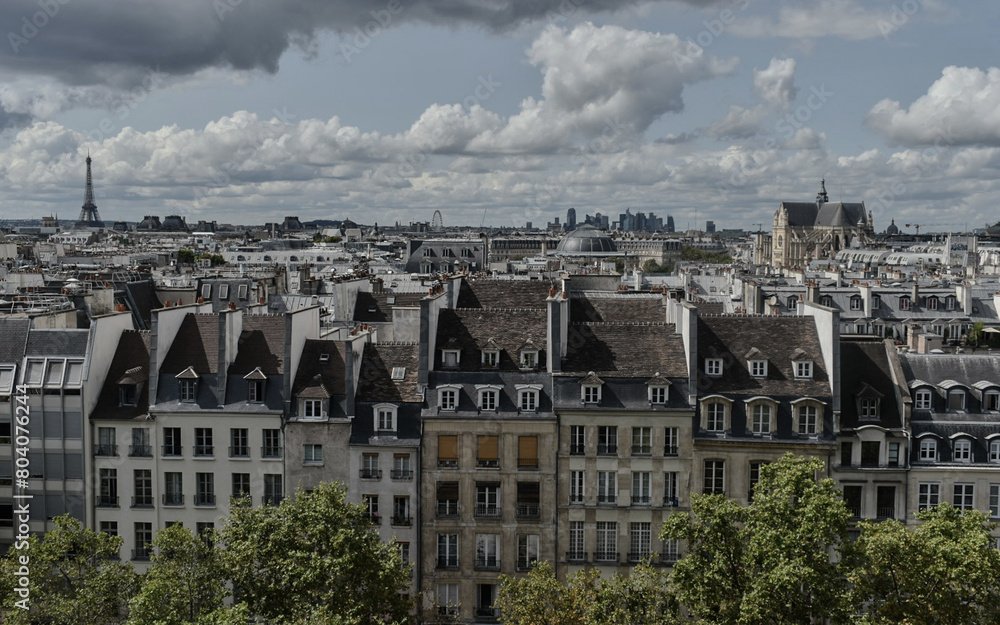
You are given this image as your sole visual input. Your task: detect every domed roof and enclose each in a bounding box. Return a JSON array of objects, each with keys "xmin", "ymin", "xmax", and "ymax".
[
  {"xmin": 885, "ymin": 219, "xmax": 899, "ymax": 235},
  {"xmin": 556, "ymin": 225, "xmax": 617, "ymax": 254}
]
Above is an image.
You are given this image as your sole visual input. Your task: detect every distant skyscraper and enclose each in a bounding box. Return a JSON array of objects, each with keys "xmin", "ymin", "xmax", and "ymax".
[
  {"xmin": 705, "ymin": 220, "xmax": 716, "ymax": 234},
  {"xmin": 666, "ymin": 215, "xmax": 675, "ymax": 233},
  {"xmin": 566, "ymin": 207, "xmax": 577, "ymax": 229}
]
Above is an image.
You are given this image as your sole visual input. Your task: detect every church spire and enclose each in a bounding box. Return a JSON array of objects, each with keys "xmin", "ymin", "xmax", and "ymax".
[{"xmin": 816, "ymin": 178, "xmax": 829, "ymax": 205}]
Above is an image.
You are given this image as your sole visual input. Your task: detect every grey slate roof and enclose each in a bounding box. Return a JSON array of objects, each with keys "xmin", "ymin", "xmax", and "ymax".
[
  {"xmin": 0, "ymin": 318, "xmax": 30, "ymax": 363},
  {"xmin": 456, "ymin": 278, "xmax": 554, "ymax": 309},
  {"xmin": 562, "ymin": 322, "xmax": 688, "ymax": 378},
  {"xmin": 435, "ymin": 308, "xmax": 547, "ymax": 372},
  {"xmin": 160, "ymin": 314, "xmax": 219, "ymax": 374},
  {"xmin": 92, "ymin": 331, "xmax": 151, "ymax": 421},
  {"xmin": 570, "ymin": 292, "xmax": 665, "ymax": 324},
  {"xmin": 25, "ymin": 329, "xmax": 89, "ymax": 357},
  {"xmin": 840, "ymin": 340, "xmax": 903, "ymax": 429},
  {"xmin": 357, "ymin": 342, "xmax": 421, "ymax": 403}
]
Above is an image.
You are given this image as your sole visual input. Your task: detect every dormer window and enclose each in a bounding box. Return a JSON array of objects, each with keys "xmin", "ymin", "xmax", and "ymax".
[
  {"xmin": 374, "ymin": 404, "xmax": 397, "ymax": 432},
  {"xmin": 438, "ymin": 386, "xmax": 460, "ymax": 411},
  {"xmin": 787, "ymin": 296, "xmax": 798, "ymax": 311},
  {"xmin": 646, "ymin": 373, "xmax": 671, "ymax": 405},
  {"xmin": 948, "ymin": 390, "xmax": 966, "ymax": 412},
  {"xmin": 476, "ymin": 385, "xmax": 501, "ymax": 411},
  {"xmin": 516, "ymin": 385, "xmax": 541, "ymax": 412},
  {"xmin": 872, "ymin": 295, "xmax": 881, "ymax": 309},
  {"xmin": 705, "ymin": 358, "xmax": 723, "ymax": 377},
  {"xmin": 918, "ymin": 436, "xmax": 939, "ymax": 461},
  {"xmin": 481, "ymin": 339, "xmax": 500, "ymax": 369},
  {"xmin": 849, "ymin": 296, "xmax": 862, "ymax": 311},
  {"xmin": 244, "ymin": 367, "xmax": 266, "ymax": 403},
  {"xmin": 820, "ymin": 296, "xmax": 833, "ymax": 307},
  {"xmin": 985, "ymin": 391, "xmax": 1000, "ymax": 411},
  {"xmin": 580, "ymin": 372, "xmax": 603, "ymax": 404},
  {"xmin": 926, "ymin": 296, "xmax": 938, "ymax": 310},
  {"xmin": 914, "ymin": 388, "xmax": 932, "ymax": 410},
  {"xmin": 119, "ymin": 384, "xmax": 138, "ymax": 407},
  {"xmin": 794, "ymin": 361, "xmax": 813, "ymax": 379},
  {"xmin": 857, "ymin": 382, "xmax": 883, "ymax": 421},
  {"xmin": 176, "ymin": 367, "xmax": 199, "ymax": 402},
  {"xmin": 520, "ymin": 350, "xmax": 538, "ymax": 370},
  {"xmin": 749, "ymin": 360, "xmax": 767, "ymax": 378},
  {"xmin": 422, "ymin": 247, "xmax": 433, "ymax": 257},
  {"xmin": 441, "ymin": 349, "xmax": 461, "ymax": 369},
  {"xmin": 945, "ymin": 295, "xmax": 956, "ymax": 311},
  {"xmin": 953, "ymin": 437, "xmax": 972, "ymax": 462},
  {"xmin": 302, "ymin": 399, "xmax": 325, "ymax": 418},
  {"xmin": 899, "ymin": 296, "xmax": 910, "ymax": 311},
  {"xmin": 860, "ymin": 398, "xmax": 879, "ymax": 419}
]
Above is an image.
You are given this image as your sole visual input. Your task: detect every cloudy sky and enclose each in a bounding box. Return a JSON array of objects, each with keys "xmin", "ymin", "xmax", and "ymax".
[{"xmin": 0, "ymin": 0, "xmax": 996, "ymax": 231}]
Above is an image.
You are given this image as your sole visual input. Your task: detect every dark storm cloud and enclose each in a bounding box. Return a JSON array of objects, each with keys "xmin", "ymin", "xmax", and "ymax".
[{"xmin": 0, "ymin": 0, "xmax": 712, "ymax": 86}]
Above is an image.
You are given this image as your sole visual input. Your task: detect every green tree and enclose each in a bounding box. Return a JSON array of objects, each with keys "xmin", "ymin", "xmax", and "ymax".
[
  {"xmin": 127, "ymin": 524, "xmax": 227, "ymax": 625},
  {"xmin": 614, "ymin": 258, "xmax": 625, "ymax": 273},
  {"xmin": 177, "ymin": 248, "xmax": 195, "ymax": 264},
  {"xmin": 850, "ymin": 505, "xmax": 1000, "ymax": 625},
  {"xmin": 0, "ymin": 515, "xmax": 137, "ymax": 625},
  {"xmin": 662, "ymin": 454, "xmax": 852, "ymax": 624},
  {"xmin": 967, "ymin": 320, "xmax": 986, "ymax": 347},
  {"xmin": 198, "ymin": 252, "xmax": 227, "ymax": 266},
  {"xmin": 219, "ymin": 482, "xmax": 413, "ymax": 624},
  {"xmin": 587, "ymin": 561, "xmax": 678, "ymax": 625},
  {"xmin": 495, "ymin": 561, "xmax": 597, "ymax": 625}
]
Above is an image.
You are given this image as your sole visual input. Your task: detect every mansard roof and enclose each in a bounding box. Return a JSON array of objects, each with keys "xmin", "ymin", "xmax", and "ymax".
[{"xmin": 563, "ymin": 322, "xmax": 687, "ymax": 378}]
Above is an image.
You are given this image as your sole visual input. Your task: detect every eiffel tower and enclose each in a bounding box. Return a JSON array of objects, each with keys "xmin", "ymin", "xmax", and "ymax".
[{"xmin": 74, "ymin": 153, "xmax": 104, "ymax": 229}]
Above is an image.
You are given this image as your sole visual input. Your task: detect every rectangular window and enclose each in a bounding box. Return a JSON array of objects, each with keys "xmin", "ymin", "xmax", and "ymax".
[
  {"xmin": 706, "ymin": 403, "xmax": 725, "ymax": 432},
  {"xmin": 99, "ymin": 468, "xmax": 118, "ymax": 507},
  {"xmin": 194, "ymin": 427, "xmax": 213, "ymax": 457},
  {"xmin": 570, "ymin": 425, "xmax": 585, "ymax": 455},
  {"xmin": 232, "ymin": 473, "xmax": 251, "ymax": 502},
  {"xmin": 570, "ymin": 471, "xmax": 585, "ymax": 504},
  {"xmin": 949, "ymin": 392, "xmax": 966, "ymax": 411},
  {"xmin": 361, "ymin": 453, "xmax": 381, "ymax": 479},
  {"xmin": 840, "ymin": 441, "xmax": 853, "ymax": 466},
  {"xmin": 96, "ymin": 427, "xmax": 117, "ymax": 456},
  {"xmin": 861, "ymin": 441, "xmax": 881, "ymax": 466},
  {"xmin": 179, "ymin": 379, "xmax": 197, "ymax": 402},
  {"xmin": 230, "ymin": 428, "xmax": 249, "ymax": 458},
  {"xmin": 596, "ymin": 521, "xmax": 617, "ymax": 561},
  {"xmin": 631, "ymin": 427, "xmax": 652, "ymax": 455},
  {"xmin": 750, "ymin": 404, "xmax": 771, "ymax": 435},
  {"xmin": 134, "ymin": 522, "xmax": 153, "ymax": 560},
  {"xmin": 303, "ymin": 399, "xmax": 324, "ymax": 418},
  {"xmin": 991, "ymin": 484, "xmax": 1000, "ymax": 518},
  {"xmin": 631, "ymin": 472, "xmax": 651, "ymax": 505},
  {"xmin": 130, "ymin": 427, "xmax": 151, "ymax": 457},
  {"xmin": 650, "ymin": 386, "xmax": 667, "ymax": 403},
  {"xmin": 918, "ymin": 482, "xmax": 939, "ymax": 510},
  {"xmin": 914, "ymin": 390, "xmax": 932, "ymax": 410},
  {"xmin": 518, "ymin": 435, "xmax": 538, "ymax": 469},
  {"xmin": 798, "ymin": 405, "xmax": 818, "ymax": 435},
  {"xmin": 954, "ymin": 483, "xmax": 974, "ymax": 510},
  {"xmin": 597, "ymin": 471, "xmax": 616, "ymax": 504},
  {"xmin": 705, "ymin": 358, "xmax": 722, "ymax": 376},
  {"xmin": 132, "ymin": 469, "xmax": 152, "ymax": 508},
  {"xmin": 162, "ymin": 427, "xmax": 181, "ymax": 456},
  {"xmin": 704, "ymin": 460, "xmax": 724, "ymax": 495},
  {"xmin": 954, "ymin": 439, "xmax": 972, "ymax": 462},
  {"xmin": 475, "ymin": 483, "xmax": 501, "ymax": 518},
  {"xmin": 438, "ymin": 435, "xmax": 458, "ymax": 468},
  {"xmin": 860, "ymin": 398, "xmax": 878, "ymax": 419},
  {"xmin": 440, "ymin": 389, "xmax": 457, "ymax": 410},
  {"xmin": 888, "ymin": 442, "xmax": 900, "ymax": 467},
  {"xmin": 479, "ymin": 390, "xmax": 497, "ymax": 411},
  {"xmin": 163, "ymin": 472, "xmax": 183, "ymax": 506},
  {"xmin": 482, "ymin": 350, "xmax": 498, "ymax": 368},
  {"xmin": 437, "ymin": 534, "xmax": 459, "ymax": 568},
  {"xmin": 263, "ymin": 474, "xmax": 283, "ymax": 505},
  {"xmin": 597, "ymin": 426, "xmax": 618, "ymax": 455},
  {"xmin": 477, "ymin": 584, "xmax": 498, "ymax": 620},
  {"xmin": 628, "ymin": 522, "xmax": 651, "ymax": 562},
  {"xmin": 843, "ymin": 485, "xmax": 862, "ymax": 517},
  {"xmin": 991, "ymin": 441, "xmax": 1000, "ymax": 463},
  {"xmin": 583, "ymin": 385, "xmax": 600, "ymax": 403},
  {"xmin": 664, "ymin": 471, "xmax": 679, "ymax": 506},
  {"xmin": 303, "ymin": 444, "xmax": 323, "ymax": 464},
  {"xmin": 99, "ymin": 521, "xmax": 118, "ymax": 537},
  {"xmin": 664, "ymin": 427, "xmax": 679, "ymax": 455},
  {"xmin": 262, "ymin": 429, "xmax": 281, "ymax": 458},
  {"xmin": 986, "ymin": 392, "xmax": 1000, "ymax": 411},
  {"xmin": 750, "ymin": 360, "xmax": 767, "ymax": 377},
  {"xmin": 196, "ymin": 472, "xmax": 215, "ymax": 506},
  {"xmin": 516, "ymin": 482, "xmax": 540, "ymax": 519},
  {"xmin": 748, "ymin": 461, "xmax": 766, "ymax": 501},
  {"xmin": 437, "ymin": 583, "xmax": 459, "ymax": 615},
  {"xmin": 795, "ymin": 361, "xmax": 813, "ymax": 379},
  {"xmin": 392, "ymin": 496, "xmax": 411, "ymax": 526},
  {"xmin": 919, "ymin": 438, "xmax": 938, "ymax": 461},
  {"xmin": 568, "ymin": 521, "xmax": 585, "ymax": 561},
  {"xmin": 477, "ymin": 435, "xmax": 499, "ymax": 468},
  {"xmin": 519, "ymin": 389, "xmax": 538, "ymax": 411},
  {"xmin": 436, "ymin": 482, "xmax": 459, "ymax": 517},
  {"xmin": 475, "ymin": 534, "xmax": 500, "ymax": 569},
  {"xmin": 392, "ymin": 454, "xmax": 412, "ymax": 480}
]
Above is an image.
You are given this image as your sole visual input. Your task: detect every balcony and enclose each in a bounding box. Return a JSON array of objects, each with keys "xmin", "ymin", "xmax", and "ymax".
[
  {"xmin": 517, "ymin": 458, "xmax": 538, "ymax": 470},
  {"xmin": 631, "ymin": 444, "xmax": 652, "ymax": 456},
  {"xmin": 597, "ymin": 443, "xmax": 617, "ymax": 456},
  {"xmin": 94, "ymin": 444, "xmax": 118, "ymax": 457},
  {"xmin": 368, "ymin": 514, "xmax": 381, "ymax": 525},
  {"xmin": 360, "ymin": 468, "xmax": 382, "ymax": 480},
  {"xmin": 664, "ymin": 445, "xmax": 679, "ymax": 456},
  {"xmin": 391, "ymin": 515, "xmax": 412, "ymax": 527},
  {"xmin": 597, "ymin": 494, "xmax": 616, "ymax": 505},
  {"xmin": 132, "ymin": 548, "xmax": 152, "ymax": 561},
  {"xmin": 516, "ymin": 504, "xmax": 540, "ymax": 520},
  {"xmin": 229, "ymin": 446, "xmax": 250, "ymax": 458},
  {"xmin": 876, "ymin": 506, "xmax": 895, "ymax": 520},
  {"xmin": 631, "ymin": 495, "xmax": 651, "ymax": 506},
  {"xmin": 566, "ymin": 550, "xmax": 586, "ymax": 563},
  {"xmin": 847, "ymin": 506, "xmax": 862, "ymax": 519},
  {"xmin": 436, "ymin": 556, "xmax": 459, "ymax": 570},
  {"xmin": 390, "ymin": 469, "xmax": 413, "ymax": 480},
  {"xmin": 474, "ymin": 607, "xmax": 499, "ymax": 622},
  {"xmin": 516, "ymin": 558, "xmax": 538, "ymax": 571},
  {"xmin": 474, "ymin": 556, "xmax": 500, "ymax": 571},
  {"xmin": 195, "ymin": 493, "xmax": 216, "ymax": 507},
  {"xmin": 476, "ymin": 459, "xmax": 499, "ymax": 469},
  {"xmin": 569, "ymin": 444, "xmax": 585, "ymax": 456},
  {"xmin": 261, "ymin": 446, "xmax": 282, "ymax": 459},
  {"xmin": 193, "ymin": 445, "xmax": 214, "ymax": 458},
  {"xmin": 658, "ymin": 549, "xmax": 680, "ymax": 565},
  {"xmin": 593, "ymin": 551, "xmax": 619, "ymax": 563},
  {"xmin": 131, "ymin": 496, "xmax": 154, "ymax": 509},
  {"xmin": 475, "ymin": 504, "xmax": 501, "ymax": 519},
  {"xmin": 162, "ymin": 492, "xmax": 184, "ymax": 506},
  {"xmin": 96, "ymin": 495, "xmax": 119, "ymax": 508},
  {"xmin": 663, "ymin": 497, "xmax": 679, "ymax": 508},
  {"xmin": 627, "ymin": 551, "xmax": 652, "ymax": 563},
  {"xmin": 436, "ymin": 501, "xmax": 459, "ymax": 518},
  {"xmin": 162, "ymin": 445, "xmax": 182, "ymax": 457},
  {"xmin": 128, "ymin": 444, "xmax": 152, "ymax": 458},
  {"xmin": 438, "ymin": 459, "xmax": 458, "ymax": 468},
  {"xmin": 263, "ymin": 494, "xmax": 283, "ymax": 506}
]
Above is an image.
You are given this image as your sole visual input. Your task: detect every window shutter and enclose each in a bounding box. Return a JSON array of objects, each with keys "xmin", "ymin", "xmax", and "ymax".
[
  {"xmin": 438, "ymin": 435, "xmax": 458, "ymax": 462},
  {"xmin": 518, "ymin": 436, "xmax": 538, "ymax": 467},
  {"xmin": 478, "ymin": 435, "xmax": 499, "ymax": 461}
]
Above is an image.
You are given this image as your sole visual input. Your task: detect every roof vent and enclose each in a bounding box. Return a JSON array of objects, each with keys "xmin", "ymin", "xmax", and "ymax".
[
  {"xmin": 391, "ymin": 367, "xmax": 405, "ymax": 380},
  {"xmin": 319, "ymin": 353, "xmax": 330, "ymax": 362}
]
